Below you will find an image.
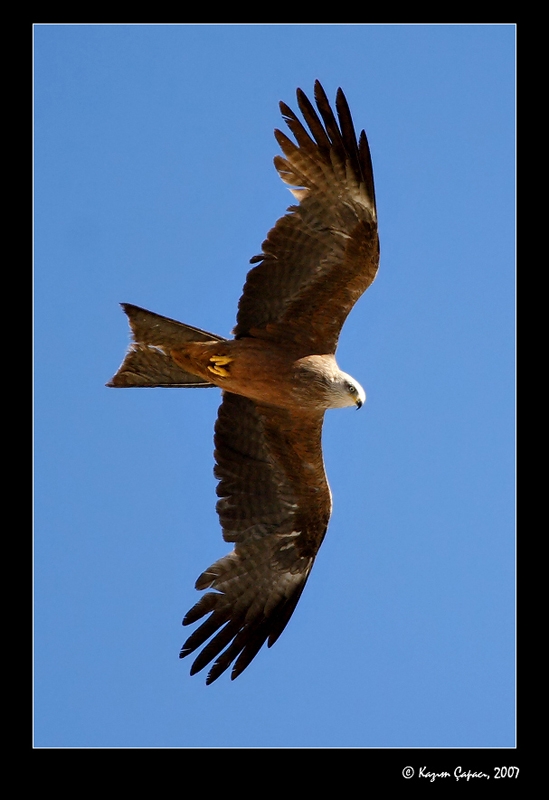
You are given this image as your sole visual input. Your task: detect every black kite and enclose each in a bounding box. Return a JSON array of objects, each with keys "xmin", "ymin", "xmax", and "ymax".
[{"xmin": 108, "ymin": 81, "xmax": 379, "ymax": 683}]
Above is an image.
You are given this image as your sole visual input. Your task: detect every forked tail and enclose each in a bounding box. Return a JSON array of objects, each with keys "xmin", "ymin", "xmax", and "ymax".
[{"xmin": 107, "ymin": 303, "xmax": 227, "ymax": 388}]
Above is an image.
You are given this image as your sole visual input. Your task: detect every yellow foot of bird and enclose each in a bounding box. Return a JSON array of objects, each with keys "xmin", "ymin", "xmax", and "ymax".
[{"xmin": 207, "ymin": 354, "xmax": 233, "ymax": 378}]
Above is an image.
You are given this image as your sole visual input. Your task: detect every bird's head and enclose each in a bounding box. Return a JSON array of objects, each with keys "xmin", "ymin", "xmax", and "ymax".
[
  {"xmin": 293, "ymin": 355, "xmax": 365, "ymax": 410},
  {"xmin": 330, "ymin": 370, "xmax": 366, "ymax": 409}
]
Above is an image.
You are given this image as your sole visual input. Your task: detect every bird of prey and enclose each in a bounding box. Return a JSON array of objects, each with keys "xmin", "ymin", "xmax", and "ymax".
[{"xmin": 108, "ymin": 81, "xmax": 379, "ymax": 683}]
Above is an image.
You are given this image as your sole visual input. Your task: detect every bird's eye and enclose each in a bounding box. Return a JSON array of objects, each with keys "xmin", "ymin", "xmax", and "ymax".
[{"xmin": 348, "ymin": 384, "xmax": 356, "ymax": 394}]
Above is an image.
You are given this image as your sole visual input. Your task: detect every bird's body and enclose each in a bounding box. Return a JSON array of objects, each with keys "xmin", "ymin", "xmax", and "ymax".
[
  {"xmin": 171, "ymin": 338, "xmax": 364, "ymax": 412},
  {"xmin": 108, "ymin": 81, "xmax": 379, "ymax": 683}
]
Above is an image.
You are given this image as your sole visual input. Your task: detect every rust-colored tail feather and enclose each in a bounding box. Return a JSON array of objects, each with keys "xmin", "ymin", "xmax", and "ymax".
[{"xmin": 107, "ymin": 303, "xmax": 227, "ymax": 388}]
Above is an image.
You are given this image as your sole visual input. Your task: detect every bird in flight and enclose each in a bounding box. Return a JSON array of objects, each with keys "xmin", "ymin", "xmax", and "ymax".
[{"xmin": 108, "ymin": 81, "xmax": 379, "ymax": 683}]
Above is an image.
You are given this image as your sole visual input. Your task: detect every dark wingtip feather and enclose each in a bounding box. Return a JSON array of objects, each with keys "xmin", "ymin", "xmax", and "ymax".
[
  {"xmin": 182, "ymin": 592, "xmax": 218, "ymax": 626},
  {"xmin": 295, "ymin": 86, "xmax": 331, "ymax": 150},
  {"xmin": 358, "ymin": 129, "xmax": 376, "ymax": 210},
  {"xmin": 279, "ymin": 100, "xmax": 297, "ymax": 120},
  {"xmin": 312, "ymin": 81, "xmax": 345, "ymax": 154},
  {"xmin": 190, "ymin": 660, "xmax": 205, "ymax": 676},
  {"xmin": 334, "ymin": 87, "xmax": 362, "ymax": 182}
]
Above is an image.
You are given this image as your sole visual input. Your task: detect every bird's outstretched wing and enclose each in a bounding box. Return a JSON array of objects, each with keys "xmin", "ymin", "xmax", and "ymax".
[
  {"xmin": 180, "ymin": 392, "xmax": 331, "ymax": 683},
  {"xmin": 233, "ymin": 80, "xmax": 379, "ymax": 354}
]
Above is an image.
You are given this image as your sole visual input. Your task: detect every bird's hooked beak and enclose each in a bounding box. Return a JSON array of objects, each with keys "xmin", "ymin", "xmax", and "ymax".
[{"xmin": 354, "ymin": 382, "xmax": 366, "ymax": 409}]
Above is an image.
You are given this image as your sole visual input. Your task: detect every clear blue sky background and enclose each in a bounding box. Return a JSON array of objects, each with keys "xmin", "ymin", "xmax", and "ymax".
[{"xmin": 34, "ymin": 24, "xmax": 515, "ymax": 748}]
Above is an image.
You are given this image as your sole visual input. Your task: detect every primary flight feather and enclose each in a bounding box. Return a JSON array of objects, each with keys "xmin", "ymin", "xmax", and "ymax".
[{"xmin": 108, "ymin": 81, "xmax": 379, "ymax": 683}]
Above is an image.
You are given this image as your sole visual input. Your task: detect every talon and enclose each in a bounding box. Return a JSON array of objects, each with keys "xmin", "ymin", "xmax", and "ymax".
[
  {"xmin": 209, "ymin": 355, "xmax": 233, "ymax": 366},
  {"xmin": 207, "ymin": 364, "xmax": 230, "ymax": 378},
  {"xmin": 207, "ymin": 354, "xmax": 233, "ymax": 378}
]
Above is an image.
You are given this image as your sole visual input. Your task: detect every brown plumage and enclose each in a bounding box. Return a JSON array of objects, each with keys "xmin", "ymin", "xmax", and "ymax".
[{"xmin": 108, "ymin": 81, "xmax": 379, "ymax": 683}]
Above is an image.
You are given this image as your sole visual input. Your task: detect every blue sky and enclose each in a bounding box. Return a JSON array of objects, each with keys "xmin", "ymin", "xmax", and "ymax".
[{"xmin": 34, "ymin": 24, "xmax": 515, "ymax": 749}]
